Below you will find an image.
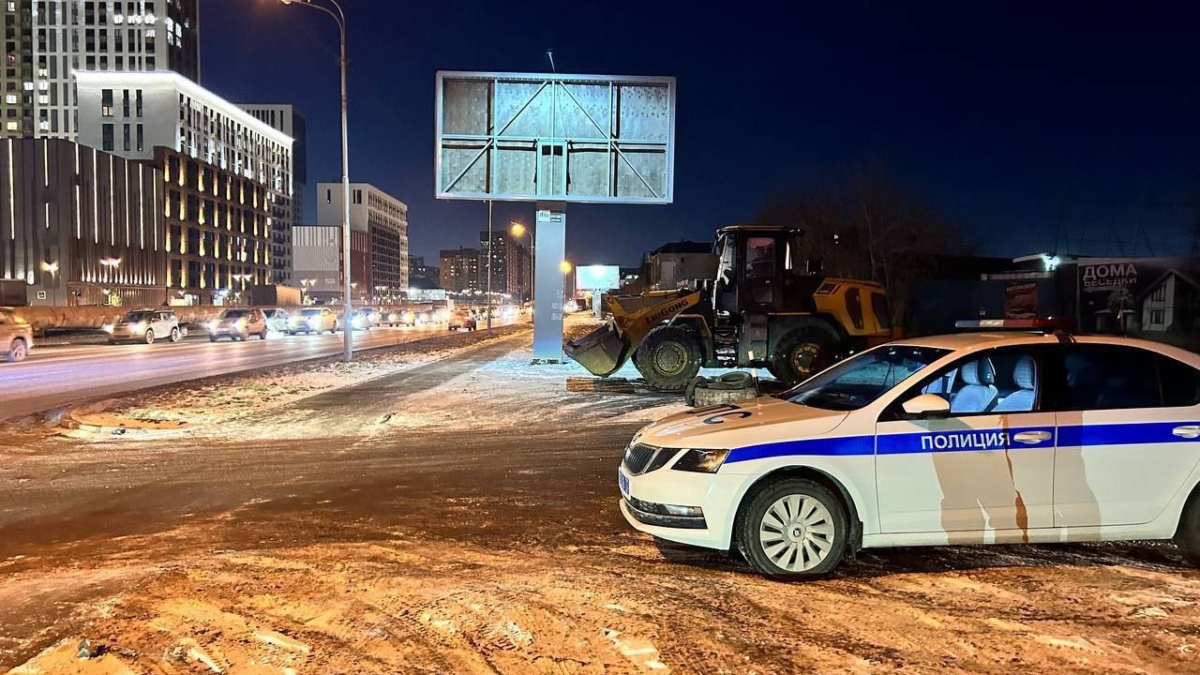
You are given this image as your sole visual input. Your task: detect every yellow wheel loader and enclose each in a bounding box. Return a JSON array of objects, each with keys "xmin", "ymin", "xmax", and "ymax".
[{"xmin": 565, "ymin": 225, "xmax": 894, "ymax": 390}]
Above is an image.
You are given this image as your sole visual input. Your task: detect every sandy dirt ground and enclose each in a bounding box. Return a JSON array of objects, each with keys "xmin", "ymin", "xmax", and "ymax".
[{"xmin": 2, "ymin": 325, "xmax": 1199, "ymax": 674}]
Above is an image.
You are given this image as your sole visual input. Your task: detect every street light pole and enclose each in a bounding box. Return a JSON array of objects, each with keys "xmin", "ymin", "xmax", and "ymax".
[
  {"xmin": 486, "ymin": 199, "xmax": 493, "ymax": 333},
  {"xmin": 280, "ymin": 0, "xmax": 352, "ymax": 362}
]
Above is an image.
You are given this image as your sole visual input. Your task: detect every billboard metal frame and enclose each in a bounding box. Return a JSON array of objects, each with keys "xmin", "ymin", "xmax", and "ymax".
[{"xmin": 435, "ymin": 70, "xmax": 676, "ymax": 205}]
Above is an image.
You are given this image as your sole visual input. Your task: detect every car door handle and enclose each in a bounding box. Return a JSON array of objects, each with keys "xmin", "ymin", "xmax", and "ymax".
[
  {"xmin": 1013, "ymin": 431, "xmax": 1052, "ymax": 444},
  {"xmin": 1172, "ymin": 425, "xmax": 1200, "ymax": 439}
]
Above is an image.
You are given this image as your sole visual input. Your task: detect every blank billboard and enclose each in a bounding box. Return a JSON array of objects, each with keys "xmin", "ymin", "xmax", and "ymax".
[
  {"xmin": 436, "ymin": 71, "xmax": 676, "ymax": 205},
  {"xmin": 576, "ymin": 265, "xmax": 621, "ymax": 291}
]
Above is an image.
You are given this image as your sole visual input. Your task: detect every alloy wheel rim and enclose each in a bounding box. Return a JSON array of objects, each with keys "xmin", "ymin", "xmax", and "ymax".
[{"xmin": 759, "ymin": 494, "xmax": 835, "ymax": 572}]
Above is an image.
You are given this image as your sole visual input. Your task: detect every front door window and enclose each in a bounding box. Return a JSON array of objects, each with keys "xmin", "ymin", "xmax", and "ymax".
[{"xmin": 875, "ymin": 346, "xmax": 1056, "ymax": 537}]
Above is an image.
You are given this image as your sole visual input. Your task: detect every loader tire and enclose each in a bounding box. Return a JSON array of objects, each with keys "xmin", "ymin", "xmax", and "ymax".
[
  {"xmin": 771, "ymin": 327, "xmax": 837, "ymax": 387},
  {"xmin": 635, "ymin": 326, "xmax": 703, "ymax": 391}
]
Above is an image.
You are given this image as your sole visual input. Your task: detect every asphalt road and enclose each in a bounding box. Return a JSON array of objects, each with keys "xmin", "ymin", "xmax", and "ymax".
[{"xmin": 0, "ymin": 321, "xmax": 517, "ymax": 421}]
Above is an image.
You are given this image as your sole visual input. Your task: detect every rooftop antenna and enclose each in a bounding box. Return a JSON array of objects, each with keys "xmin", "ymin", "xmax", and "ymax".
[{"xmin": 546, "ymin": 49, "xmax": 556, "ymax": 73}]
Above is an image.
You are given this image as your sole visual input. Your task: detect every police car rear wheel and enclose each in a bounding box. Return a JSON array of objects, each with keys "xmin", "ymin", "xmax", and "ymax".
[
  {"xmin": 1175, "ymin": 491, "xmax": 1200, "ymax": 566},
  {"xmin": 737, "ymin": 478, "xmax": 848, "ymax": 578}
]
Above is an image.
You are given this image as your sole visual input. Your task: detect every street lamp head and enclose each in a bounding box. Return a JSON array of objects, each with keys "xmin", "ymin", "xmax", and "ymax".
[
  {"xmin": 511, "ymin": 223, "xmax": 525, "ymax": 237},
  {"xmin": 559, "ymin": 260, "xmax": 573, "ymax": 274}
]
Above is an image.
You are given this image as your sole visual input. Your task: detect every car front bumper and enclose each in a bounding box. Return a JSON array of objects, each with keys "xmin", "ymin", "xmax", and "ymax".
[{"xmin": 618, "ymin": 464, "xmax": 747, "ymax": 551}]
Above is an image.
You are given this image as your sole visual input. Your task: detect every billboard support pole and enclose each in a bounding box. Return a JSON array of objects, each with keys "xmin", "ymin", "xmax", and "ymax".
[{"xmin": 532, "ymin": 202, "xmax": 566, "ymax": 363}]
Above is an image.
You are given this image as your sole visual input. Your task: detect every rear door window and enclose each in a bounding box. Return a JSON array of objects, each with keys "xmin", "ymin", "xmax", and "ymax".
[
  {"xmin": 1158, "ymin": 356, "xmax": 1200, "ymax": 408},
  {"xmin": 1062, "ymin": 345, "xmax": 1161, "ymax": 411}
]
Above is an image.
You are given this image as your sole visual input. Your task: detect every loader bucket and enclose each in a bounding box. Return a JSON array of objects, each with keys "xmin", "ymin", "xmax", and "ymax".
[{"xmin": 565, "ymin": 322, "xmax": 633, "ymax": 377}]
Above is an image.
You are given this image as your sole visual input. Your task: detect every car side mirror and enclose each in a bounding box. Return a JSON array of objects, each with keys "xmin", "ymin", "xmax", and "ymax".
[{"xmin": 901, "ymin": 393, "xmax": 951, "ymax": 420}]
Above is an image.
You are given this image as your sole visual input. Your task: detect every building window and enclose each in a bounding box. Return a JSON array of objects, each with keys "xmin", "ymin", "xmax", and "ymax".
[
  {"xmin": 123, "ymin": 123, "xmax": 131, "ymax": 152},
  {"xmin": 135, "ymin": 90, "xmax": 143, "ymax": 117},
  {"xmin": 102, "ymin": 123, "xmax": 114, "ymax": 151},
  {"xmin": 136, "ymin": 124, "xmax": 144, "ymax": 152},
  {"xmin": 1150, "ymin": 309, "xmax": 1166, "ymax": 325},
  {"xmin": 1153, "ymin": 285, "xmax": 1166, "ymax": 302},
  {"xmin": 101, "ymin": 88, "xmax": 114, "ymax": 117},
  {"xmin": 122, "ymin": 90, "xmax": 130, "ymax": 117}
]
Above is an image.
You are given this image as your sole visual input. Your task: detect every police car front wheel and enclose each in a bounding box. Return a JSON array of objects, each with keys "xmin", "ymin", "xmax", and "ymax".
[{"xmin": 736, "ymin": 478, "xmax": 849, "ymax": 578}]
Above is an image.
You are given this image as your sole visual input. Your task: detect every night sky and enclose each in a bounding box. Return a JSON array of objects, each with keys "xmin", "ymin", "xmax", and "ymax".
[{"xmin": 202, "ymin": 1, "xmax": 1200, "ymax": 267}]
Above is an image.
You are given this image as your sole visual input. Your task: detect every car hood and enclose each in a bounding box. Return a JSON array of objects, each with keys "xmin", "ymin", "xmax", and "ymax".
[{"xmin": 632, "ymin": 396, "xmax": 849, "ymax": 449}]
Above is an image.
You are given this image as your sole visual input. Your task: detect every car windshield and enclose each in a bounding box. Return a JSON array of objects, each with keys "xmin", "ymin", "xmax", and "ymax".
[
  {"xmin": 784, "ymin": 344, "xmax": 949, "ymax": 411},
  {"xmin": 221, "ymin": 310, "xmax": 249, "ymax": 319},
  {"xmin": 121, "ymin": 311, "xmax": 154, "ymax": 322},
  {"xmin": 301, "ymin": 309, "xmax": 322, "ymax": 317}
]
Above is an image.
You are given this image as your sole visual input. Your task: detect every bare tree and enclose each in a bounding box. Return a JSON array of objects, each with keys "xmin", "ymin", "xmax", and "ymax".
[{"xmin": 759, "ymin": 162, "xmax": 973, "ymax": 326}]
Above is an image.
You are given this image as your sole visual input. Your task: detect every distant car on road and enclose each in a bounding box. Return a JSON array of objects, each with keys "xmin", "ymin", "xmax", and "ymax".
[
  {"xmin": 343, "ymin": 307, "xmax": 378, "ymax": 331},
  {"xmin": 288, "ymin": 307, "xmax": 338, "ymax": 335},
  {"xmin": 448, "ymin": 309, "xmax": 477, "ymax": 332},
  {"xmin": 107, "ymin": 309, "xmax": 182, "ymax": 345},
  {"xmin": 0, "ymin": 308, "xmax": 32, "ymax": 362},
  {"xmin": 260, "ymin": 308, "xmax": 290, "ymax": 333},
  {"xmin": 206, "ymin": 308, "xmax": 268, "ymax": 342},
  {"xmin": 383, "ymin": 309, "xmax": 421, "ymax": 327}
]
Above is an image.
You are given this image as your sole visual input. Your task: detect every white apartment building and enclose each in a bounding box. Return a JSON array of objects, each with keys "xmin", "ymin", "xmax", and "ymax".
[
  {"xmin": 0, "ymin": 0, "xmax": 199, "ymax": 139},
  {"xmin": 239, "ymin": 104, "xmax": 307, "ymax": 285},
  {"xmin": 317, "ymin": 182, "xmax": 410, "ymax": 292}
]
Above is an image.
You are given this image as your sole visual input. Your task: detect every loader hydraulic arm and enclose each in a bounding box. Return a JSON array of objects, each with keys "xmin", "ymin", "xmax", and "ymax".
[{"xmin": 565, "ymin": 289, "xmax": 706, "ymax": 377}]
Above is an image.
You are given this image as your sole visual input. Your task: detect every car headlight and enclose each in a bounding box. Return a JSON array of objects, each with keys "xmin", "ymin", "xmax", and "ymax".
[
  {"xmin": 130, "ymin": 321, "xmax": 146, "ymax": 332},
  {"xmin": 671, "ymin": 448, "xmax": 731, "ymax": 473},
  {"xmin": 307, "ymin": 317, "xmax": 320, "ymax": 327},
  {"xmin": 352, "ymin": 316, "xmax": 365, "ymax": 328},
  {"xmin": 102, "ymin": 324, "xmax": 114, "ymax": 334},
  {"xmin": 236, "ymin": 319, "xmax": 247, "ymax": 329},
  {"xmin": 205, "ymin": 321, "xmax": 217, "ymax": 331}
]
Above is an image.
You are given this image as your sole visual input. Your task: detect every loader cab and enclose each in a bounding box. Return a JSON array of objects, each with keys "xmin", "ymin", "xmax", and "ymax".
[{"xmin": 713, "ymin": 226, "xmax": 823, "ymax": 315}]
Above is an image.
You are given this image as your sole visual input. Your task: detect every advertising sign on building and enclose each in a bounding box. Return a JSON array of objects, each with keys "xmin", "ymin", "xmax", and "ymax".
[
  {"xmin": 1076, "ymin": 257, "xmax": 1200, "ymax": 337},
  {"xmin": 1003, "ymin": 282, "xmax": 1038, "ymax": 319},
  {"xmin": 1080, "ymin": 259, "xmax": 1140, "ymax": 293}
]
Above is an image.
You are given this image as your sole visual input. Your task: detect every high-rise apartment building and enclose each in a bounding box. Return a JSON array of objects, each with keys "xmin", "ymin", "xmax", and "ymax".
[
  {"xmin": 0, "ymin": 0, "xmax": 200, "ymax": 139},
  {"xmin": 480, "ymin": 230, "xmax": 531, "ymax": 301},
  {"xmin": 317, "ymin": 182, "xmax": 409, "ymax": 295},
  {"xmin": 239, "ymin": 104, "xmax": 306, "ymax": 285},
  {"xmin": 439, "ymin": 248, "xmax": 479, "ymax": 294}
]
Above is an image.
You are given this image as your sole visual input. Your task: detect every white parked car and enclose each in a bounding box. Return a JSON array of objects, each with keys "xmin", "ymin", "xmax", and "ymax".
[
  {"xmin": 619, "ymin": 324, "xmax": 1200, "ymax": 578},
  {"xmin": 106, "ymin": 309, "xmax": 183, "ymax": 345}
]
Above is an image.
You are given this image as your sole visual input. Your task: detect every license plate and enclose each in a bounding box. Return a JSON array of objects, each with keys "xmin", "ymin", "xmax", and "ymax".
[{"xmin": 618, "ymin": 470, "xmax": 630, "ymax": 497}]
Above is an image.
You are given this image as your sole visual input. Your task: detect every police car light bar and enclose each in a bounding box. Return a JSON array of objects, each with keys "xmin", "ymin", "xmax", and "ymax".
[{"xmin": 954, "ymin": 318, "xmax": 1076, "ymax": 331}]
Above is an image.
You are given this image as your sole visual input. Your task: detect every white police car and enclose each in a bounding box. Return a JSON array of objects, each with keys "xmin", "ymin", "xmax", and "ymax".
[{"xmin": 619, "ymin": 323, "xmax": 1200, "ymax": 578}]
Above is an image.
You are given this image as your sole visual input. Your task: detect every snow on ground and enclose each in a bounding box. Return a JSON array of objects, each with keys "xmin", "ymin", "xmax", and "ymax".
[{"xmin": 60, "ymin": 325, "xmax": 533, "ymax": 436}]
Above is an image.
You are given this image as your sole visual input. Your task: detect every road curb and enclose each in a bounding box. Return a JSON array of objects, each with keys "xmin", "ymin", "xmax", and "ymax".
[{"xmin": 59, "ymin": 408, "xmax": 191, "ymax": 438}]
